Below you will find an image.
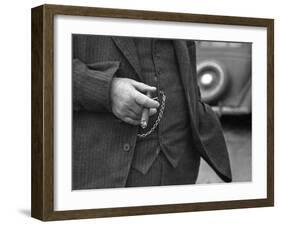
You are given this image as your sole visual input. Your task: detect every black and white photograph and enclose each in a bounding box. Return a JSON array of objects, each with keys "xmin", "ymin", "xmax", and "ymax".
[
  {"xmin": 71, "ymin": 35, "xmax": 251, "ymax": 190},
  {"xmin": 30, "ymin": 4, "xmax": 273, "ymax": 221}
]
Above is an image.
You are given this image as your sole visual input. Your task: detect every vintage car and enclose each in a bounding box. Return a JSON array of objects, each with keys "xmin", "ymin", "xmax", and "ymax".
[{"xmin": 196, "ymin": 41, "xmax": 252, "ymax": 116}]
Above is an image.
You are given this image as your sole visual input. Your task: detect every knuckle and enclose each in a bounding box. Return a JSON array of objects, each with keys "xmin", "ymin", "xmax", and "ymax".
[
  {"xmin": 113, "ymin": 108, "xmax": 119, "ymax": 116},
  {"xmin": 119, "ymin": 104, "xmax": 126, "ymax": 112},
  {"xmin": 144, "ymin": 98, "xmax": 150, "ymax": 106},
  {"xmin": 123, "ymin": 117, "xmax": 129, "ymax": 123},
  {"xmin": 124, "ymin": 118, "xmax": 133, "ymax": 125},
  {"xmin": 135, "ymin": 108, "xmax": 142, "ymax": 115},
  {"xmin": 116, "ymin": 109, "xmax": 123, "ymax": 118}
]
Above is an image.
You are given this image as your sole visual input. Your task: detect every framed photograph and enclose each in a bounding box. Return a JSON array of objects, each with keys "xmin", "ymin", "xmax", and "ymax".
[{"xmin": 31, "ymin": 4, "xmax": 274, "ymax": 221}]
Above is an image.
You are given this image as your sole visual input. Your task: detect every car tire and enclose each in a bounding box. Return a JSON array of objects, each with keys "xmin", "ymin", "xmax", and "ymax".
[{"xmin": 197, "ymin": 60, "xmax": 228, "ymax": 103}]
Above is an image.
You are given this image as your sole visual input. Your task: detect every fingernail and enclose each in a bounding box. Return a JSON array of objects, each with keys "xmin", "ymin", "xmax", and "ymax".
[{"xmin": 141, "ymin": 121, "xmax": 147, "ymax": 129}]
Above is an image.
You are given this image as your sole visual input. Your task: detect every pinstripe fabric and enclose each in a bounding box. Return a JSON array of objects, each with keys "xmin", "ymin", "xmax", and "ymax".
[
  {"xmin": 132, "ymin": 38, "xmax": 160, "ymax": 174},
  {"xmin": 72, "ymin": 35, "xmax": 140, "ymax": 189},
  {"xmin": 72, "ymin": 112, "xmax": 138, "ymax": 189},
  {"xmin": 72, "ymin": 35, "xmax": 232, "ymax": 190},
  {"xmin": 73, "ymin": 59, "xmax": 119, "ymax": 112},
  {"xmin": 131, "ymin": 38, "xmax": 199, "ymax": 179},
  {"xmin": 126, "ymin": 150, "xmax": 199, "ymax": 187}
]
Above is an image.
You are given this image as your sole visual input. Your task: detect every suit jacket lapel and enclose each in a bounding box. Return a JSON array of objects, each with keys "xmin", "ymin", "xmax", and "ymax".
[
  {"xmin": 173, "ymin": 40, "xmax": 197, "ymax": 116},
  {"xmin": 111, "ymin": 37, "xmax": 143, "ymax": 81}
]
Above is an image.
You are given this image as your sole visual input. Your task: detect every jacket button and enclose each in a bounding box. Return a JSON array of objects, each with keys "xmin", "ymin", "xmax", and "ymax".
[{"xmin": 123, "ymin": 143, "xmax": 130, "ymax": 152}]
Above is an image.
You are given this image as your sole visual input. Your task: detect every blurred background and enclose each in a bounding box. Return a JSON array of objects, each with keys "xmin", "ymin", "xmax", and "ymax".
[{"xmin": 195, "ymin": 41, "xmax": 252, "ymax": 184}]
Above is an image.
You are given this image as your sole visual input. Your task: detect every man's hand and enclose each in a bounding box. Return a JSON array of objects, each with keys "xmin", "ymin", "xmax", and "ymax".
[{"xmin": 110, "ymin": 78, "xmax": 159, "ymax": 126}]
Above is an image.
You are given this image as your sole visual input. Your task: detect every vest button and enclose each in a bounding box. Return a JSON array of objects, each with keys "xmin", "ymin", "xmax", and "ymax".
[
  {"xmin": 123, "ymin": 143, "xmax": 130, "ymax": 152},
  {"xmin": 156, "ymin": 147, "xmax": 160, "ymax": 155}
]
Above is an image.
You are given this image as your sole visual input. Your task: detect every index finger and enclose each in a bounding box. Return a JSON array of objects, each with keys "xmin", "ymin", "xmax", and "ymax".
[{"xmin": 134, "ymin": 91, "xmax": 160, "ymax": 109}]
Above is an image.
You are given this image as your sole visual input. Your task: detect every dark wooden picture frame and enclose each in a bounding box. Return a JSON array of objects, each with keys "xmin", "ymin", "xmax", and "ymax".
[{"xmin": 31, "ymin": 4, "xmax": 274, "ymax": 221}]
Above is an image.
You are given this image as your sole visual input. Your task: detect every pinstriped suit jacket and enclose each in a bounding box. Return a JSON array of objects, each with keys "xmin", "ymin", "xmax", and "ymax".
[{"xmin": 72, "ymin": 35, "xmax": 232, "ymax": 189}]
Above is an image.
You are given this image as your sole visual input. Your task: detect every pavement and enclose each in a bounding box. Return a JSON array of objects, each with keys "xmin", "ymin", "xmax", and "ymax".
[{"xmin": 196, "ymin": 115, "xmax": 252, "ymax": 184}]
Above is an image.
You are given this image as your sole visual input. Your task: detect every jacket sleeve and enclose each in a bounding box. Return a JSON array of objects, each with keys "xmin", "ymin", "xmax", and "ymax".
[
  {"xmin": 188, "ymin": 42, "xmax": 232, "ymax": 182},
  {"xmin": 72, "ymin": 58, "xmax": 120, "ymax": 112}
]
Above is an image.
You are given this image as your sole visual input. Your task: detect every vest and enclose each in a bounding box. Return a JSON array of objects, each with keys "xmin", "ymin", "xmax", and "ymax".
[{"xmin": 131, "ymin": 38, "xmax": 194, "ymax": 175}]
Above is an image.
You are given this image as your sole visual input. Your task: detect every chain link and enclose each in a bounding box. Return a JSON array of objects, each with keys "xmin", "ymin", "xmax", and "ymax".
[{"xmin": 137, "ymin": 91, "xmax": 166, "ymax": 138}]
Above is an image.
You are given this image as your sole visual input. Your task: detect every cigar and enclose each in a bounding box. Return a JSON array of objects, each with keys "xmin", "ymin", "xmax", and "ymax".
[{"xmin": 140, "ymin": 91, "xmax": 152, "ymax": 129}]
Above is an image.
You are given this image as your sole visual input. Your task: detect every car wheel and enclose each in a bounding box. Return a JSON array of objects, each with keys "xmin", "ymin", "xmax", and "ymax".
[{"xmin": 197, "ymin": 60, "xmax": 228, "ymax": 103}]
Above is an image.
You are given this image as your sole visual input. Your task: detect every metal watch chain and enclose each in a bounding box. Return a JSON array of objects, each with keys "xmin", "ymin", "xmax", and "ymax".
[{"xmin": 137, "ymin": 91, "xmax": 166, "ymax": 138}]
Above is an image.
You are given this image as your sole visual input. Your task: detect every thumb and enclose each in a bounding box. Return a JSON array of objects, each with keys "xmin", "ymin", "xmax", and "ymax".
[{"xmin": 132, "ymin": 81, "xmax": 157, "ymax": 93}]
